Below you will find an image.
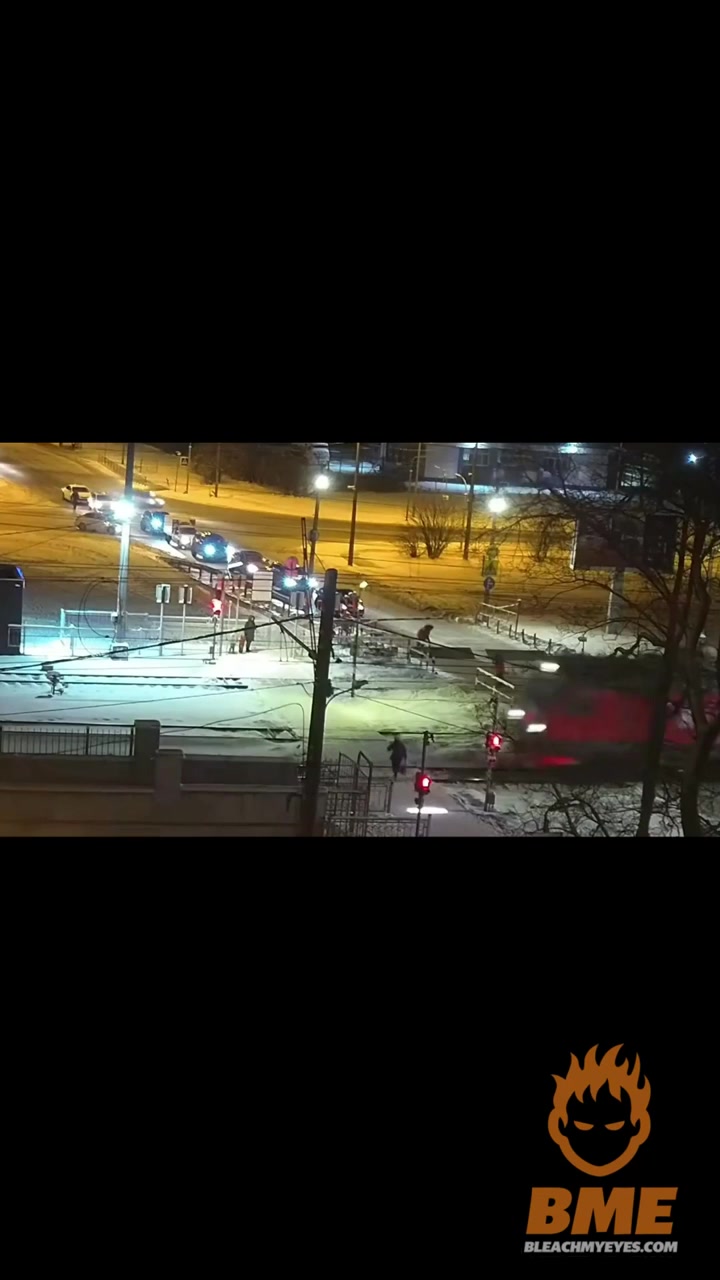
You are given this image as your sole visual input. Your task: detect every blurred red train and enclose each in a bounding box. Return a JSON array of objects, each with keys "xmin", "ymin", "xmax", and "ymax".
[{"xmin": 494, "ymin": 653, "xmax": 719, "ymax": 765}]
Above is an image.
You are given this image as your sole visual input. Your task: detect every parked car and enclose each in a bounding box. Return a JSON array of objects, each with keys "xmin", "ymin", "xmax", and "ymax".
[
  {"xmin": 141, "ymin": 509, "xmax": 169, "ymax": 535},
  {"xmin": 227, "ymin": 547, "xmax": 268, "ymax": 579},
  {"xmin": 75, "ymin": 511, "xmax": 119, "ymax": 536},
  {"xmin": 191, "ymin": 531, "xmax": 229, "ymax": 562},
  {"xmin": 61, "ymin": 484, "xmax": 91, "ymax": 504},
  {"xmin": 167, "ymin": 519, "xmax": 197, "ymax": 549}
]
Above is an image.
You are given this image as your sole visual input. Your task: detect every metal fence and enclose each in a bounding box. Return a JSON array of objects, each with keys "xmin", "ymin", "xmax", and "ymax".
[
  {"xmin": 320, "ymin": 751, "xmax": 397, "ymax": 835},
  {"xmin": 324, "ymin": 814, "xmax": 432, "ymax": 837},
  {"xmin": 0, "ymin": 722, "xmax": 135, "ymax": 756}
]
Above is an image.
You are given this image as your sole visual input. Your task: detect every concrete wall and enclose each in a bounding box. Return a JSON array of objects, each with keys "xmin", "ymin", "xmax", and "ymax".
[{"xmin": 0, "ymin": 750, "xmax": 313, "ymax": 836}]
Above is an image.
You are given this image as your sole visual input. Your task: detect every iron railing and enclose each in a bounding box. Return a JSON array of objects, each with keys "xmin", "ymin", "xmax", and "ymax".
[
  {"xmin": 0, "ymin": 722, "xmax": 135, "ymax": 756},
  {"xmin": 324, "ymin": 814, "xmax": 432, "ymax": 837}
]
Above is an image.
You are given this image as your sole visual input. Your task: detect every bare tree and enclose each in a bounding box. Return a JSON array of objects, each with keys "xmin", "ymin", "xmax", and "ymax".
[
  {"xmin": 409, "ymin": 500, "xmax": 465, "ymax": 560},
  {"xmin": 397, "ymin": 527, "xmax": 422, "ymax": 558},
  {"xmin": 504, "ymin": 445, "xmax": 720, "ymax": 836}
]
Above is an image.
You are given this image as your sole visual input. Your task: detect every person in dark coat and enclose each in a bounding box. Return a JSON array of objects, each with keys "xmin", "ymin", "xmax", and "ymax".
[
  {"xmin": 388, "ymin": 735, "xmax": 407, "ymax": 780},
  {"xmin": 243, "ymin": 616, "xmax": 257, "ymax": 652},
  {"xmin": 72, "ymin": 490, "xmax": 79, "ymax": 511},
  {"xmin": 416, "ymin": 623, "xmax": 434, "ymax": 644}
]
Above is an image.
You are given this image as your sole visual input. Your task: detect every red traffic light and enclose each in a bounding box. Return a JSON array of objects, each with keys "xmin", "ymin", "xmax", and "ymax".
[
  {"xmin": 486, "ymin": 731, "xmax": 503, "ymax": 752},
  {"xmin": 414, "ymin": 771, "xmax": 432, "ymax": 793}
]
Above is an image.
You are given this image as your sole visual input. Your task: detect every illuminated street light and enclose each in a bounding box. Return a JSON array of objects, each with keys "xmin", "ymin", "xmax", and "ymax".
[
  {"xmin": 112, "ymin": 499, "xmax": 135, "ymax": 522},
  {"xmin": 487, "ymin": 494, "xmax": 508, "ymax": 515},
  {"xmin": 688, "ymin": 453, "xmax": 698, "ymax": 464},
  {"xmin": 309, "ymin": 474, "xmax": 331, "ymax": 572}
]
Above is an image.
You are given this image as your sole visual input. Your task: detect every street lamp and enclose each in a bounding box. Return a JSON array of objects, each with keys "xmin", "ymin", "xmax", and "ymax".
[
  {"xmin": 184, "ymin": 442, "xmax": 193, "ymax": 495},
  {"xmin": 485, "ymin": 493, "xmax": 508, "ymax": 582},
  {"xmin": 462, "ymin": 442, "xmax": 479, "ymax": 561},
  {"xmin": 308, "ymin": 473, "xmax": 330, "ymax": 574},
  {"xmin": 487, "ymin": 494, "xmax": 509, "ymax": 515},
  {"xmin": 347, "ymin": 441, "xmax": 361, "ymax": 567}
]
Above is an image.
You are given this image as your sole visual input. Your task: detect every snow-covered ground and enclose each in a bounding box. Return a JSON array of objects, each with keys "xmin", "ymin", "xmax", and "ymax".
[{"xmin": 449, "ymin": 780, "xmax": 720, "ymax": 837}]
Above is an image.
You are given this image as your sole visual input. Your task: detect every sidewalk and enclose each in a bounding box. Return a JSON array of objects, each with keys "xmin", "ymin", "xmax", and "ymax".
[
  {"xmin": 387, "ymin": 774, "xmax": 506, "ymax": 837},
  {"xmin": 361, "ymin": 585, "xmax": 650, "ymax": 659}
]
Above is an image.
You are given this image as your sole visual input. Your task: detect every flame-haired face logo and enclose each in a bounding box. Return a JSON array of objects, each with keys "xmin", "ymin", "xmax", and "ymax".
[{"xmin": 548, "ymin": 1045, "xmax": 651, "ymax": 1177}]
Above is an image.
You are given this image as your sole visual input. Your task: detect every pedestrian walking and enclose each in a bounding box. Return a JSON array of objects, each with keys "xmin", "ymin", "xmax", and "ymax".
[
  {"xmin": 243, "ymin": 615, "xmax": 257, "ymax": 652},
  {"xmin": 72, "ymin": 490, "xmax": 79, "ymax": 511},
  {"xmin": 387, "ymin": 735, "xmax": 407, "ymax": 781}
]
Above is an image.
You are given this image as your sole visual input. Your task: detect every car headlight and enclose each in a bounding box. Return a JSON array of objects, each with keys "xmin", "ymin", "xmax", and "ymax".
[{"xmin": 247, "ymin": 563, "xmax": 258, "ymax": 574}]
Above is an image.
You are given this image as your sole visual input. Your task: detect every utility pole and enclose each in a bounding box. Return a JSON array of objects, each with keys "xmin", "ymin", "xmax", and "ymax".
[
  {"xmin": 462, "ymin": 441, "xmax": 478, "ymax": 561},
  {"xmin": 185, "ymin": 442, "xmax": 193, "ymax": 495},
  {"xmin": 302, "ymin": 568, "xmax": 337, "ymax": 836},
  {"xmin": 308, "ymin": 487, "xmax": 326, "ymax": 575},
  {"xmin": 114, "ymin": 442, "xmax": 135, "ymax": 643},
  {"xmin": 218, "ymin": 575, "xmax": 227, "ymax": 655},
  {"xmin": 415, "ymin": 729, "xmax": 431, "ymax": 837},
  {"xmin": 606, "ymin": 441, "xmax": 625, "ymax": 636},
  {"xmin": 214, "ymin": 442, "xmax": 221, "ymax": 498},
  {"xmin": 347, "ymin": 440, "xmax": 361, "ymax": 566}
]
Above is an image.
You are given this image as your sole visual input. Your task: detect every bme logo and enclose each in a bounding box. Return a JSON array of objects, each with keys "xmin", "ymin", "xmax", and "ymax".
[{"xmin": 526, "ymin": 1045, "xmax": 677, "ymax": 1239}]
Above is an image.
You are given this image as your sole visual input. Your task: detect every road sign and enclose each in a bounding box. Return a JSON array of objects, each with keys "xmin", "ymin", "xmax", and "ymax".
[
  {"xmin": 180, "ymin": 456, "xmax": 189, "ymax": 467},
  {"xmin": 155, "ymin": 584, "xmax": 171, "ymax": 604},
  {"xmin": 484, "ymin": 576, "xmax": 496, "ymax": 592},
  {"xmin": 178, "ymin": 585, "xmax": 193, "ymax": 605}
]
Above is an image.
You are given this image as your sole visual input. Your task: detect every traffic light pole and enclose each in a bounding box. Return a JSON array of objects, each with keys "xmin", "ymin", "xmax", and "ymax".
[
  {"xmin": 484, "ymin": 690, "xmax": 500, "ymax": 812},
  {"xmin": 302, "ymin": 569, "xmax": 338, "ymax": 836},
  {"xmin": 415, "ymin": 729, "xmax": 431, "ymax": 837}
]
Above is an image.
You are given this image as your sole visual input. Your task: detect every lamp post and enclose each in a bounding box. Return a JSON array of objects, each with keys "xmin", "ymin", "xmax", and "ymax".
[
  {"xmin": 112, "ymin": 450, "xmax": 136, "ymax": 647},
  {"xmin": 411, "ymin": 441, "xmax": 423, "ymax": 518},
  {"xmin": 184, "ymin": 442, "xmax": 193, "ymax": 495},
  {"xmin": 351, "ymin": 581, "xmax": 369, "ymax": 697},
  {"xmin": 485, "ymin": 493, "xmax": 508, "ymax": 587},
  {"xmin": 347, "ymin": 441, "xmax": 361, "ymax": 567},
  {"xmin": 308, "ymin": 473, "xmax": 330, "ymax": 574},
  {"xmin": 214, "ymin": 442, "xmax": 221, "ymax": 498},
  {"xmin": 463, "ymin": 442, "xmax": 479, "ymax": 561}
]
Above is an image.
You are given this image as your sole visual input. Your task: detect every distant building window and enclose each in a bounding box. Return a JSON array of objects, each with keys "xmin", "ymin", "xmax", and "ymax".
[{"xmin": 461, "ymin": 449, "xmax": 489, "ymax": 467}]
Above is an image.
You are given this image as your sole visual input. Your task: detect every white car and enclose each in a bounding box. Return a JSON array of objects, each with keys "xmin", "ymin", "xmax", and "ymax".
[
  {"xmin": 61, "ymin": 484, "xmax": 91, "ymax": 505},
  {"xmin": 75, "ymin": 511, "xmax": 119, "ymax": 536},
  {"xmin": 88, "ymin": 491, "xmax": 118, "ymax": 511}
]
